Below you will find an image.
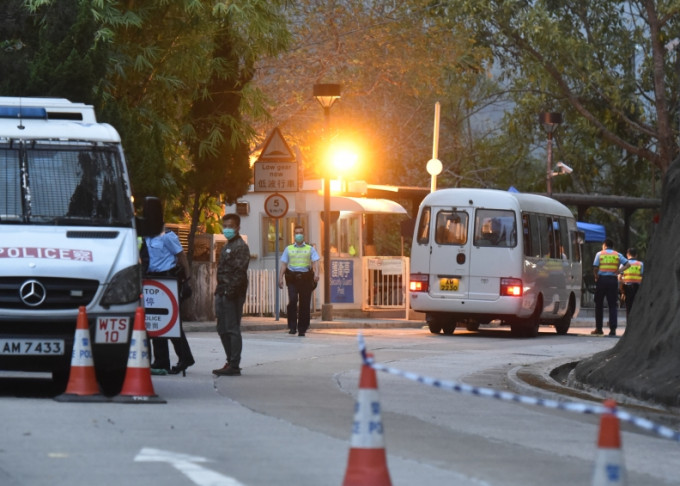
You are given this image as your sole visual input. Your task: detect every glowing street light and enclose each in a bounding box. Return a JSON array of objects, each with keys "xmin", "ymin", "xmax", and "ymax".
[{"xmin": 313, "ymin": 83, "xmax": 341, "ymax": 322}]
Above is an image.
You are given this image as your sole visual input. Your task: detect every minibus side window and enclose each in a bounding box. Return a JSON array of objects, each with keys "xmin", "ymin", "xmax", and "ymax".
[
  {"xmin": 558, "ymin": 217, "xmax": 570, "ymax": 260},
  {"xmin": 435, "ymin": 210, "xmax": 468, "ymax": 245},
  {"xmin": 549, "ymin": 217, "xmax": 561, "ymax": 259},
  {"xmin": 522, "ymin": 214, "xmax": 532, "ymax": 256},
  {"xmin": 416, "ymin": 206, "xmax": 431, "ymax": 244},
  {"xmin": 474, "ymin": 209, "xmax": 516, "ymax": 247},
  {"xmin": 571, "ymin": 230, "xmax": 582, "ymax": 262},
  {"xmin": 537, "ymin": 216, "xmax": 550, "ymax": 257},
  {"xmin": 528, "ymin": 213, "xmax": 542, "ymax": 257}
]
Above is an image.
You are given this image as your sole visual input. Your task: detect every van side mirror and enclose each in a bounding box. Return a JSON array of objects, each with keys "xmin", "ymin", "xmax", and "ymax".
[{"xmin": 135, "ymin": 196, "xmax": 164, "ymax": 237}]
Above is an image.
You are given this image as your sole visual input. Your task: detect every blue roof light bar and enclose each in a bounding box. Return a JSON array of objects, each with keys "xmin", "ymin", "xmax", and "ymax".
[{"xmin": 0, "ymin": 106, "xmax": 48, "ymax": 120}]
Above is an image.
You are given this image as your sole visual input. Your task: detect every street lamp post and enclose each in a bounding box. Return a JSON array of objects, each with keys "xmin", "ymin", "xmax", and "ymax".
[
  {"xmin": 539, "ymin": 112, "xmax": 562, "ymax": 197},
  {"xmin": 313, "ymin": 83, "xmax": 341, "ymax": 322},
  {"xmin": 427, "ymin": 102, "xmax": 443, "ymax": 192}
]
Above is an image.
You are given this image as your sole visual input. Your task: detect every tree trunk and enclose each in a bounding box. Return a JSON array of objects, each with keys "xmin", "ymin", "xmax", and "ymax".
[{"xmin": 573, "ymin": 156, "xmax": 680, "ymax": 406}]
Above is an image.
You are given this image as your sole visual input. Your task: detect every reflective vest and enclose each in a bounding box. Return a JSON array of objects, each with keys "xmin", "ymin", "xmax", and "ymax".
[
  {"xmin": 598, "ymin": 249, "xmax": 620, "ymax": 274},
  {"xmin": 287, "ymin": 244, "xmax": 313, "ymax": 270},
  {"xmin": 622, "ymin": 259, "xmax": 643, "ymax": 284}
]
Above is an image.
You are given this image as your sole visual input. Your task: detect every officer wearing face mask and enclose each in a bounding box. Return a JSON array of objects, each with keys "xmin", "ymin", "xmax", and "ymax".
[
  {"xmin": 212, "ymin": 213, "xmax": 250, "ymax": 376},
  {"xmin": 278, "ymin": 225, "xmax": 320, "ymax": 337}
]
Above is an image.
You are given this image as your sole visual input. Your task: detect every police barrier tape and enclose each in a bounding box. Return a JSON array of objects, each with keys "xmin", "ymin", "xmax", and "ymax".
[{"xmin": 357, "ymin": 333, "xmax": 680, "ymax": 443}]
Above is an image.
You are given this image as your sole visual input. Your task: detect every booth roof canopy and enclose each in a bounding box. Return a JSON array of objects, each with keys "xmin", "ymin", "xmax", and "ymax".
[
  {"xmin": 330, "ymin": 196, "xmax": 408, "ymax": 214},
  {"xmin": 577, "ymin": 221, "xmax": 606, "ymax": 242}
]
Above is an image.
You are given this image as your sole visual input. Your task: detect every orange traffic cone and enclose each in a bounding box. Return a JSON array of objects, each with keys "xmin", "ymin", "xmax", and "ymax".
[
  {"xmin": 342, "ymin": 353, "xmax": 392, "ymax": 486},
  {"xmin": 112, "ymin": 307, "xmax": 166, "ymax": 404},
  {"xmin": 55, "ymin": 306, "xmax": 108, "ymax": 402},
  {"xmin": 592, "ymin": 399, "xmax": 626, "ymax": 485}
]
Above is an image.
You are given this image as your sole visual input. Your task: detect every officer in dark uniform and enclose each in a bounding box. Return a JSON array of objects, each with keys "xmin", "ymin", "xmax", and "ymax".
[{"xmin": 212, "ymin": 213, "xmax": 250, "ymax": 376}]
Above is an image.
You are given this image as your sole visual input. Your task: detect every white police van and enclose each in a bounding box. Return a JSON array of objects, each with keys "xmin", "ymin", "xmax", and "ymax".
[
  {"xmin": 0, "ymin": 97, "xmax": 161, "ymax": 394},
  {"xmin": 409, "ymin": 188, "xmax": 582, "ymax": 337}
]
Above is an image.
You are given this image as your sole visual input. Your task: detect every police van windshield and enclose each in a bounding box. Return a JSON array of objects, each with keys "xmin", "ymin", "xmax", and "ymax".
[{"xmin": 0, "ymin": 141, "xmax": 133, "ymax": 226}]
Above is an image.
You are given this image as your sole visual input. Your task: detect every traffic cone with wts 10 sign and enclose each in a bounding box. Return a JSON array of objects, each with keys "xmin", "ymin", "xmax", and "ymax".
[
  {"xmin": 342, "ymin": 352, "xmax": 392, "ymax": 486},
  {"xmin": 592, "ymin": 399, "xmax": 626, "ymax": 486},
  {"xmin": 54, "ymin": 306, "xmax": 108, "ymax": 402},
  {"xmin": 112, "ymin": 307, "xmax": 166, "ymax": 404}
]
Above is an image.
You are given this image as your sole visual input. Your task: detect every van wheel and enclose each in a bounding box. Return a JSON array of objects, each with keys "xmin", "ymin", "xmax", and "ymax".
[
  {"xmin": 511, "ymin": 297, "xmax": 541, "ymax": 337},
  {"xmin": 465, "ymin": 321, "xmax": 480, "ymax": 332},
  {"xmin": 426, "ymin": 313, "xmax": 445, "ymax": 334},
  {"xmin": 428, "ymin": 322, "xmax": 442, "ymax": 334},
  {"xmin": 554, "ymin": 296, "xmax": 575, "ymax": 335},
  {"xmin": 442, "ymin": 324, "xmax": 456, "ymax": 335}
]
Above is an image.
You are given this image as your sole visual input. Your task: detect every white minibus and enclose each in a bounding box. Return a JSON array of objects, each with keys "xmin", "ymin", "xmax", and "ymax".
[
  {"xmin": 409, "ymin": 188, "xmax": 582, "ymax": 337},
  {"xmin": 0, "ymin": 97, "xmax": 161, "ymax": 394}
]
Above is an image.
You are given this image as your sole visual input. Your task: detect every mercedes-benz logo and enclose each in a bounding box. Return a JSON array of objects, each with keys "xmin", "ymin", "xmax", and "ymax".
[{"xmin": 19, "ymin": 280, "xmax": 47, "ymax": 307}]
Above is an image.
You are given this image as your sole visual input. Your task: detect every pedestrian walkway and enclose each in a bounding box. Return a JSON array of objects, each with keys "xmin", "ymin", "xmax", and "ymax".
[{"xmin": 184, "ymin": 307, "xmax": 619, "ymax": 333}]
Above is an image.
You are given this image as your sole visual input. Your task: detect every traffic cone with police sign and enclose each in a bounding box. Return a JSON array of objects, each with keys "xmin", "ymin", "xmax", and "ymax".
[
  {"xmin": 112, "ymin": 307, "xmax": 166, "ymax": 404},
  {"xmin": 592, "ymin": 399, "xmax": 626, "ymax": 486},
  {"xmin": 55, "ymin": 306, "xmax": 108, "ymax": 402},
  {"xmin": 342, "ymin": 353, "xmax": 392, "ymax": 486}
]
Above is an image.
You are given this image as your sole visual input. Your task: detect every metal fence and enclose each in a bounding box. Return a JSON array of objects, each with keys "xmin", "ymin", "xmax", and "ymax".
[
  {"xmin": 362, "ymin": 256, "xmax": 410, "ymax": 310},
  {"xmin": 243, "ymin": 269, "xmax": 290, "ymax": 316},
  {"xmin": 242, "ymin": 257, "xmax": 410, "ymax": 316}
]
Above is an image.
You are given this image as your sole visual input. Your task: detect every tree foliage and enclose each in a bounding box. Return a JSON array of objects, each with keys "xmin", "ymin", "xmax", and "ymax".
[
  {"xmin": 251, "ymin": 0, "xmax": 492, "ymax": 194},
  {"xmin": 438, "ymin": 0, "xmax": 679, "ymax": 177},
  {"xmin": 434, "ymin": 0, "xmax": 680, "ymax": 405},
  {"xmin": 4, "ymin": 0, "xmax": 289, "ymax": 257}
]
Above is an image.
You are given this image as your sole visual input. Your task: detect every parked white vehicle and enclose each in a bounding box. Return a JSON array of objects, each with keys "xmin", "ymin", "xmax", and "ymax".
[
  {"xmin": 0, "ymin": 97, "xmax": 160, "ymax": 394},
  {"xmin": 409, "ymin": 188, "xmax": 582, "ymax": 337}
]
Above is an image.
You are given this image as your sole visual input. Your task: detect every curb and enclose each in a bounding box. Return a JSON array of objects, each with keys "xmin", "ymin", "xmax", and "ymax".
[{"xmin": 183, "ymin": 316, "xmax": 601, "ymax": 334}]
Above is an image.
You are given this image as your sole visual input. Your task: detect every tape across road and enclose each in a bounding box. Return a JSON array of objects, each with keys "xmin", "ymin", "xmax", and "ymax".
[{"xmin": 356, "ymin": 333, "xmax": 680, "ymax": 443}]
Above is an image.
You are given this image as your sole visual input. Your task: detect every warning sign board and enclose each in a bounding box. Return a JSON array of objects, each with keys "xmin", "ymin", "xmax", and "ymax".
[
  {"xmin": 257, "ymin": 127, "xmax": 296, "ymax": 162},
  {"xmin": 254, "ymin": 127, "xmax": 298, "ymax": 192},
  {"xmin": 142, "ymin": 278, "xmax": 180, "ymax": 338}
]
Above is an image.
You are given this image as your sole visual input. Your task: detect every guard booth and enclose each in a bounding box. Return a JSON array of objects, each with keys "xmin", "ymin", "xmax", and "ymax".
[{"xmin": 222, "ymin": 181, "xmax": 410, "ymax": 318}]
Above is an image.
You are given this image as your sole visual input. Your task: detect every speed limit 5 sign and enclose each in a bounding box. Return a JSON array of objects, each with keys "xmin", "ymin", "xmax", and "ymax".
[{"xmin": 264, "ymin": 193, "xmax": 289, "ymax": 219}]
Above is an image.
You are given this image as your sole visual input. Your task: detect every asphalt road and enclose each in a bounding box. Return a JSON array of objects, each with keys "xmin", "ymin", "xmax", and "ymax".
[{"xmin": 0, "ymin": 325, "xmax": 678, "ymax": 486}]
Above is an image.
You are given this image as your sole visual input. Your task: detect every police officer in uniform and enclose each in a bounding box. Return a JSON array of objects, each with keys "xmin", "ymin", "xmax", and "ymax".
[
  {"xmin": 278, "ymin": 225, "xmax": 320, "ymax": 336},
  {"xmin": 620, "ymin": 248, "xmax": 643, "ymax": 321},
  {"xmin": 592, "ymin": 238, "xmax": 630, "ymax": 337}
]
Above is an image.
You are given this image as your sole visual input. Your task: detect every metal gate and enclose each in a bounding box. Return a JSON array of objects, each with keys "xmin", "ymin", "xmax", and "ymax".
[{"xmin": 362, "ymin": 256, "xmax": 410, "ymax": 310}]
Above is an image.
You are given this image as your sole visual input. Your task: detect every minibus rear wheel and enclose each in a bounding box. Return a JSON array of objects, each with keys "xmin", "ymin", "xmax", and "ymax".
[
  {"xmin": 426, "ymin": 313, "xmax": 445, "ymax": 334},
  {"xmin": 465, "ymin": 320, "xmax": 480, "ymax": 332},
  {"xmin": 554, "ymin": 295, "xmax": 575, "ymax": 335},
  {"xmin": 511, "ymin": 296, "xmax": 542, "ymax": 337}
]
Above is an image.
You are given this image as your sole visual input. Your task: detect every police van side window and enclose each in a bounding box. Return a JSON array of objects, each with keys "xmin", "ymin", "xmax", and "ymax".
[
  {"xmin": 416, "ymin": 207, "xmax": 431, "ymax": 244},
  {"xmin": 435, "ymin": 210, "xmax": 468, "ymax": 245}
]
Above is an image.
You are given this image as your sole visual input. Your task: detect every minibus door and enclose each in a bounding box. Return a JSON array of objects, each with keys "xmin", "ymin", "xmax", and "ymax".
[{"xmin": 429, "ymin": 208, "xmax": 471, "ymax": 300}]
